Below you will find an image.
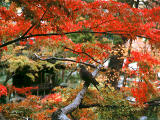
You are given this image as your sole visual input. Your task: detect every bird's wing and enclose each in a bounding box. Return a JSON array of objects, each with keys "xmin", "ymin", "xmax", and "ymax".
[
  {"xmin": 80, "ymin": 69, "xmax": 99, "ymax": 85},
  {"xmin": 79, "ymin": 66, "xmax": 99, "ymax": 91}
]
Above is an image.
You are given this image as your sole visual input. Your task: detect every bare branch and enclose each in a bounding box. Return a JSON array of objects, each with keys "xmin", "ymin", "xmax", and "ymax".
[
  {"xmin": 34, "ymin": 53, "xmax": 110, "ymax": 73},
  {"xmin": 64, "ymin": 46, "xmax": 101, "ymax": 64},
  {"xmin": 34, "ymin": 53, "xmax": 97, "ymax": 68}
]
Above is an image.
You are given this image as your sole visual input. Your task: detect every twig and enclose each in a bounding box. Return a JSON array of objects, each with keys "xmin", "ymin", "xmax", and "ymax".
[
  {"xmin": 65, "ymin": 67, "xmax": 77, "ymax": 83},
  {"xmin": 64, "ymin": 46, "xmax": 101, "ymax": 64}
]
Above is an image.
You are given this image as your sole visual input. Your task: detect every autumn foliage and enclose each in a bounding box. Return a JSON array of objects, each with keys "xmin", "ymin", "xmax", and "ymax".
[
  {"xmin": 12, "ymin": 86, "xmax": 38, "ymax": 96},
  {"xmin": 0, "ymin": 84, "xmax": 7, "ymax": 98},
  {"xmin": 0, "ymin": 0, "xmax": 160, "ymax": 119},
  {"xmin": 0, "ymin": 0, "xmax": 160, "ymax": 48}
]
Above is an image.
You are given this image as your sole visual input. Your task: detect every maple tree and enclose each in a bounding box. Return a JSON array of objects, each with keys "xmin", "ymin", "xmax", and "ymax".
[{"xmin": 0, "ymin": 0, "xmax": 160, "ymax": 119}]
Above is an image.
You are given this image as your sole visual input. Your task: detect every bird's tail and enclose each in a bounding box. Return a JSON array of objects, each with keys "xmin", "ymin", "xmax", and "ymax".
[
  {"xmin": 92, "ymin": 78, "xmax": 99, "ymax": 91},
  {"xmin": 93, "ymin": 78, "xmax": 99, "ymax": 85},
  {"xmin": 94, "ymin": 84, "xmax": 99, "ymax": 91}
]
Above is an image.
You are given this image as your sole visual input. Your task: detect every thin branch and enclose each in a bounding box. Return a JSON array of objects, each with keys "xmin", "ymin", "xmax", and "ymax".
[
  {"xmin": 34, "ymin": 53, "xmax": 97, "ymax": 68},
  {"xmin": 65, "ymin": 67, "xmax": 77, "ymax": 83},
  {"xmin": 34, "ymin": 53, "xmax": 111, "ymax": 73},
  {"xmin": 64, "ymin": 46, "xmax": 101, "ymax": 64},
  {"xmin": 80, "ymin": 101, "xmax": 160, "ymax": 109},
  {"xmin": 21, "ymin": 23, "xmax": 36, "ymax": 38},
  {"xmin": 0, "ymin": 37, "xmax": 23, "ymax": 48},
  {"xmin": 28, "ymin": 7, "xmax": 49, "ymax": 34},
  {"xmin": 20, "ymin": 7, "xmax": 48, "ymax": 38},
  {"xmin": 79, "ymin": 103, "xmax": 118, "ymax": 109}
]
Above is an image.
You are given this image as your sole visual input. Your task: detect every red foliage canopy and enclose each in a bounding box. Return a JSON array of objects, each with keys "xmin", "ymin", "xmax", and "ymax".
[
  {"xmin": 0, "ymin": 84, "xmax": 7, "ymax": 97},
  {"xmin": 0, "ymin": 0, "xmax": 159, "ymax": 46},
  {"xmin": 0, "ymin": 0, "xmax": 160, "ymax": 100}
]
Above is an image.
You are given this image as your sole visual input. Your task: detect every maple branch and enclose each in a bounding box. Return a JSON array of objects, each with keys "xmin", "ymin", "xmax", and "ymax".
[
  {"xmin": 0, "ymin": 37, "xmax": 24, "ymax": 48},
  {"xmin": 0, "ymin": 32, "xmax": 93, "ymax": 48},
  {"xmin": 63, "ymin": 46, "xmax": 101, "ymax": 64},
  {"xmin": 20, "ymin": 7, "xmax": 48, "ymax": 37},
  {"xmin": 0, "ymin": 30, "xmax": 149, "ymax": 48},
  {"xmin": 22, "ymin": 23, "xmax": 36, "ymax": 38},
  {"xmin": 29, "ymin": 6, "xmax": 49, "ymax": 33},
  {"xmin": 144, "ymin": 97, "xmax": 160, "ymax": 106},
  {"xmin": 0, "ymin": 7, "xmax": 48, "ymax": 48}
]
